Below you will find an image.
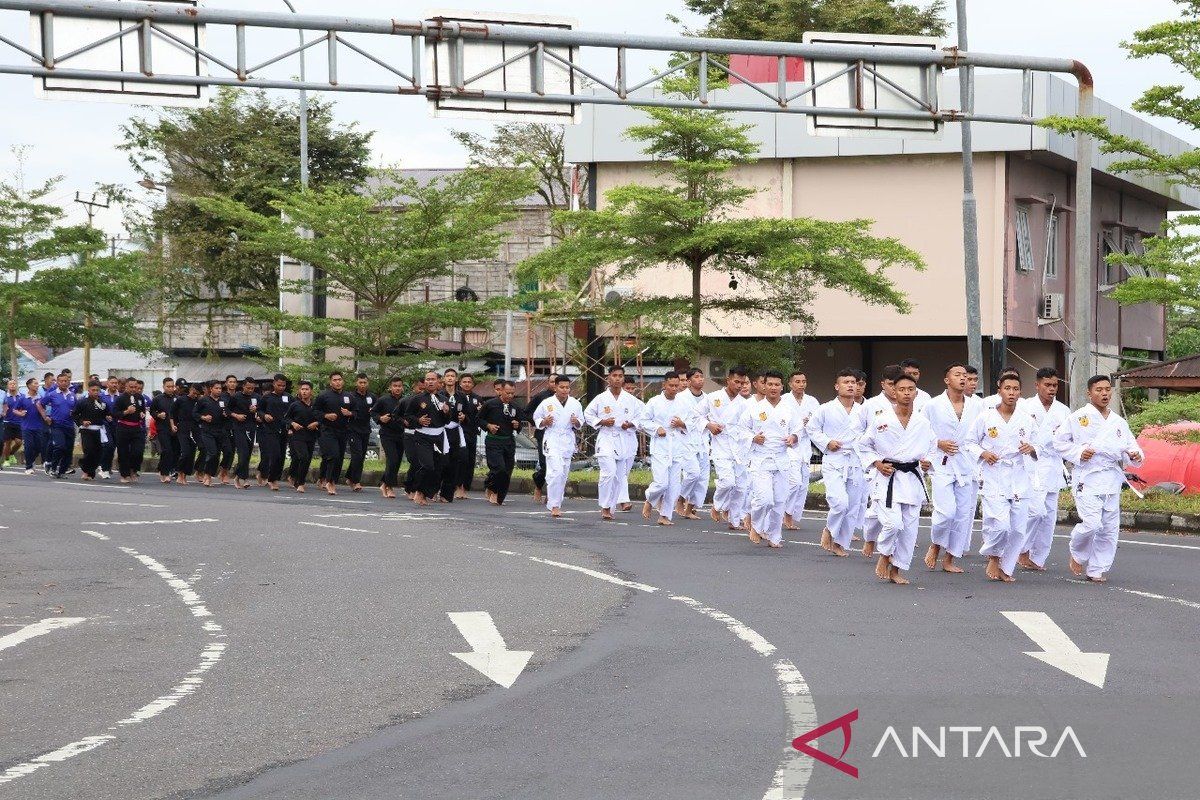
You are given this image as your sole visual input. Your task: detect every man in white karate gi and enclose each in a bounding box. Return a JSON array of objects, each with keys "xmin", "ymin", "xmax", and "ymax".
[
  {"xmin": 858, "ymin": 374, "xmax": 935, "ymax": 585},
  {"xmin": 1017, "ymin": 367, "xmax": 1070, "ymax": 571},
  {"xmin": 698, "ymin": 365, "xmax": 750, "ymax": 529},
  {"xmin": 677, "ymin": 368, "xmax": 710, "ymax": 520},
  {"xmin": 737, "ymin": 370, "xmax": 802, "ymax": 548},
  {"xmin": 807, "ymin": 369, "xmax": 868, "ymax": 557},
  {"xmin": 965, "ymin": 373, "xmax": 1037, "ymax": 582},
  {"xmin": 857, "ymin": 364, "xmax": 904, "ymax": 556},
  {"xmin": 900, "ymin": 358, "xmax": 932, "ymax": 412},
  {"xmin": 584, "ymin": 366, "xmax": 644, "ymax": 521},
  {"xmin": 1053, "ymin": 374, "xmax": 1143, "ymax": 583},
  {"xmin": 781, "ymin": 370, "xmax": 820, "ymax": 531},
  {"xmin": 639, "ymin": 371, "xmax": 696, "ymax": 526},
  {"xmin": 532, "ymin": 375, "xmax": 583, "ymax": 518},
  {"xmin": 921, "ymin": 362, "xmax": 984, "ymax": 573}
]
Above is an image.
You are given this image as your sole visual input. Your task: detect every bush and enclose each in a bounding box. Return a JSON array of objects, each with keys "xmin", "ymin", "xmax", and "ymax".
[{"xmin": 1128, "ymin": 392, "xmax": 1200, "ymax": 443}]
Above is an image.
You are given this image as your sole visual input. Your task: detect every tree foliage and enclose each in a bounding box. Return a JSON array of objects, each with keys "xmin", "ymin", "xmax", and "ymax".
[
  {"xmin": 1041, "ymin": 1, "xmax": 1200, "ymax": 364},
  {"xmin": 675, "ymin": 0, "xmax": 948, "ymax": 41},
  {"xmin": 517, "ymin": 101, "xmax": 924, "ymax": 363},
  {"xmin": 120, "ymin": 87, "xmax": 373, "ymax": 310},
  {"xmin": 195, "ymin": 168, "xmax": 537, "ymax": 381}
]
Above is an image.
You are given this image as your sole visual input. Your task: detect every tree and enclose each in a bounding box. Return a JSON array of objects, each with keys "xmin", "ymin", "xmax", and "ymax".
[
  {"xmin": 195, "ymin": 168, "xmax": 537, "ymax": 382},
  {"xmin": 121, "ymin": 87, "xmax": 373, "ymax": 311},
  {"xmin": 516, "ymin": 100, "xmax": 924, "ymax": 364},
  {"xmin": 0, "ymin": 151, "xmax": 103, "ymax": 377},
  {"xmin": 451, "ymin": 124, "xmax": 583, "ymax": 212},
  {"xmin": 1041, "ymin": 1, "xmax": 1200, "ymax": 423},
  {"xmin": 675, "ymin": 0, "xmax": 948, "ymax": 42}
]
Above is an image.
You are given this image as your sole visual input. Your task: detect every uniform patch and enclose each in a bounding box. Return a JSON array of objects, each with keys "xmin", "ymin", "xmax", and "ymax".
[
  {"xmin": 1080, "ymin": 417, "xmax": 1090, "ymax": 427},
  {"xmin": 714, "ymin": 398, "xmax": 722, "ymax": 407},
  {"xmin": 603, "ymin": 406, "xmax": 612, "ymax": 414},
  {"xmin": 987, "ymin": 427, "xmax": 998, "ymax": 438},
  {"xmin": 759, "ymin": 411, "xmax": 768, "ymax": 421},
  {"xmin": 877, "ymin": 423, "xmax": 888, "ymax": 431},
  {"xmin": 874, "ymin": 408, "xmax": 884, "ymax": 415}
]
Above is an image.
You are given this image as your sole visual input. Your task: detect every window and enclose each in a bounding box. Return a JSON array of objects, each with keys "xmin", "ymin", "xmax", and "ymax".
[
  {"xmin": 1123, "ymin": 233, "xmax": 1148, "ymax": 278},
  {"xmin": 1102, "ymin": 228, "xmax": 1122, "ymax": 286},
  {"xmin": 1045, "ymin": 213, "xmax": 1059, "ymax": 280},
  {"xmin": 518, "ymin": 279, "xmax": 539, "ymax": 312},
  {"xmin": 1015, "ymin": 206, "xmax": 1034, "ymax": 272}
]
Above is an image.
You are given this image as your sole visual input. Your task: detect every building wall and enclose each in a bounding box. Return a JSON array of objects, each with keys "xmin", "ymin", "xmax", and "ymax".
[{"xmin": 596, "ymin": 152, "xmax": 1007, "ymax": 339}]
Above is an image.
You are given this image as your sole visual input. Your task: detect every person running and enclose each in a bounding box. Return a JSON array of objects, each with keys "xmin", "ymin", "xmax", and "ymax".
[
  {"xmin": 172, "ymin": 380, "xmax": 199, "ymax": 485},
  {"xmin": 256, "ymin": 374, "xmax": 291, "ymax": 491},
  {"xmin": 344, "ymin": 372, "xmax": 376, "ymax": 493},
  {"xmin": 780, "ymin": 370, "xmax": 820, "ymax": 531},
  {"xmin": 149, "ymin": 378, "xmax": 178, "ymax": 483},
  {"xmin": 737, "ymin": 370, "xmax": 803, "ymax": 549},
  {"xmin": 1053, "ymin": 374, "xmax": 1144, "ymax": 583},
  {"xmin": 404, "ymin": 371, "xmax": 451, "ymax": 506},
  {"xmin": 371, "ymin": 376, "xmax": 408, "ymax": 499},
  {"xmin": 16, "ymin": 379, "xmax": 45, "ymax": 474},
  {"xmin": 858, "ymin": 374, "xmax": 935, "ymax": 585},
  {"xmin": 807, "ymin": 369, "xmax": 868, "ymax": 557},
  {"xmin": 313, "ymin": 371, "xmax": 353, "ymax": 495},
  {"xmin": 72, "ymin": 380, "xmax": 110, "ymax": 480},
  {"xmin": 436, "ymin": 369, "xmax": 469, "ymax": 503},
  {"xmin": 639, "ymin": 371, "xmax": 696, "ymax": 526},
  {"xmin": 965, "ymin": 373, "xmax": 1037, "ymax": 583},
  {"xmin": 921, "ymin": 362, "xmax": 984, "ymax": 574},
  {"xmin": 457, "ymin": 374, "xmax": 484, "ymax": 498},
  {"xmin": 2, "ymin": 379, "xmax": 24, "ymax": 467},
  {"xmin": 285, "ymin": 380, "xmax": 322, "ymax": 492},
  {"xmin": 229, "ymin": 377, "xmax": 259, "ymax": 490},
  {"xmin": 1017, "ymin": 367, "xmax": 1070, "ymax": 571},
  {"xmin": 478, "ymin": 379, "xmax": 524, "ymax": 505},
  {"xmin": 37, "ymin": 372, "xmax": 78, "ymax": 479},
  {"xmin": 193, "ymin": 380, "xmax": 227, "ymax": 488},
  {"xmin": 677, "ymin": 368, "xmax": 709, "ymax": 520},
  {"xmin": 526, "ymin": 376, "xmax": 558, "ymax": 505},
  {"xmin": 699, "ymin": 365, "xmax": 750, "ymax": 530},
  {"xmin": 216, "ymin": 375, "xmax": 239, "ymax": 484},
  {"xmin": 98, "ymin": 376, "xmax": 122, "ymax": 479},
  {"xmin": 532, "ymin": 375, "xmax": 584, "ymax": 518},
  {"xmin": 113, "ymin": 377, "xmax": 148, "ymax": 482},
  {"xmin": 584, "ymin": 366, "xmax": 643, "ymax": 520}
]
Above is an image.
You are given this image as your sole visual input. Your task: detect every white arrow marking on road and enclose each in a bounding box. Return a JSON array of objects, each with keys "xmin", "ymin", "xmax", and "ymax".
[
  {"xmin": 448, "ymin": 611, "xmax": 532, "ymax": 688},
  {"xmin": 1002, "ymin": 611, "xmax": 1110, "ymax": 688},
  {"xmin": 0, "ymin": 617, "xmax": 86, "ymax": 654}
]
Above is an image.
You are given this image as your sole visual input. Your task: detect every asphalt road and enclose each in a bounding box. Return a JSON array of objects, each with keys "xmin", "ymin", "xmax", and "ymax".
[{"xmin": 1, "ymin": 469, "xmax": 1198, "ymax": 800}]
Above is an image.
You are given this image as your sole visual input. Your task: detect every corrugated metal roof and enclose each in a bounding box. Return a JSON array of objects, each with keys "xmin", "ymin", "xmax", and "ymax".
[{"xmin": 1118, "ymin": 353, "xmax": 1200, "ymax": 380}]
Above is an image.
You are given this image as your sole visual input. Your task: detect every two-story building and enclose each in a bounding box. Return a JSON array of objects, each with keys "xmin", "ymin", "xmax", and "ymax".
[{"xmin": 564, "ymin": 72, "xmax": 1200, "ymax": 400}]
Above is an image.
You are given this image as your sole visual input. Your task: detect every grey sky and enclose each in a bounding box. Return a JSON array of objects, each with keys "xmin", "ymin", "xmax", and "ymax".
[{"xmin": 0, "ymin": 0, "xmax": 1193, "ymax": 236}]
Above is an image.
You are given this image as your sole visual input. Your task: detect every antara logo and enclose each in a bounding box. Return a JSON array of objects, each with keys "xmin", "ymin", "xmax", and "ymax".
[{"xmin": 792, "ymin": 711, "xmax": 1087, "ymax": 779}]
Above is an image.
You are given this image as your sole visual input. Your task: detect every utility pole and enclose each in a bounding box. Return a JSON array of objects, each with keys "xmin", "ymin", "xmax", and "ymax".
[
  {"xmin": 74, "ymin": 191, "xmax": 109, "ymax": 381},
  {"xmin": 955, "ymin": 0, "xmax": 984, "ymax": 385}
]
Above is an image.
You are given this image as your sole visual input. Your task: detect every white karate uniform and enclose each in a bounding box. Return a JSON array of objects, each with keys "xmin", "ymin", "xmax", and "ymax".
[
  {"xmin": 921, "ymin": 391, "xmax": 985, "ymax": 558},
  {"xmin": 1018, "ymin": 396, "xmax": 1070, "ymax": 567},
  {"xmin": 781, "ymin": 392, "xmax": 820, "ymax": 521},
  {"xmin": 585, "ymin": 389, "xmax": 644, "ymax": 512},
  {"xmin": 698, "ymin": 388, "xmax": 749, "ymax": 524},
  {"xmin": 914, "ymin": 387, "xmax": 932, "ymax": 413},
  {"xmin": 737, "ymin": 397, "xmax": 803, "ymax": 545},
  {"xmin": 679, "ymin": 389, "xmax": 711, "ymax": 509},
  {"xmin": 857, "ymin": 393, "xmax": 895, "ymax": 542},
  {"xmin": 807, "ymin": 399, "xmax": 868, "ymax": 549},
  {"xmin": 857, "ymin": 406, "xmax": 936, "ymax": 571},
  {"xmin": 533, "ymin": 395, "xmax": 584, "ymax": 511},
  {"xmin": 1053, "ymin": 404, "xmax": 1143, "ymax": 579},
  {"xmin": 965, "ymin": 406, "xmax": 1037, "ymax": 577},
  {"xmin": 639, "ymin": 393, "xmax": 698, "ymax": 521}
]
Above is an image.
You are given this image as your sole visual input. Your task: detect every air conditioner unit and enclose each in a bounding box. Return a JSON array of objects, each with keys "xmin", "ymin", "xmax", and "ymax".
[
  {"xmin": 1041, "ymin": 292, "xmax": 1065, "ymax": 320},
  {"xmin": 605, "ymin": 286, "xmax": 635, "ymax": 304}
]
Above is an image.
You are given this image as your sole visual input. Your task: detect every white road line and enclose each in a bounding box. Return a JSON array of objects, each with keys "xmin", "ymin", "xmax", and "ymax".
[
  {"xmin": 524, "ymin": 556, "xmax": 659, "ymax": 593},
  {"xmin": 1063, "ymin": 578, "xmax": 1200, "ymax": 610},
  {"xmin": 83, "ymin": 500, "xmax": 169, "ymax": 508},
  {"xmin": 88, "ymin": 518, "xmax": 217, "ymax": 526},
  {"xmin": 0, "ymin": 617, "xmax": 86, "ymax": 654},
  {"xmin": 318, "ymin": 498, "xmax": 372, "ymax": 504},
  {"xmin": 0, "ymin": 471, "xmax": 128, "ymax": 489},
  {"xmin": 81, "ymin": 530, "xmax": 109, "ymax": 541},
  {"xmin": 0, "ymin": 537, "xmax": 226, "ymax": 787},
  {"xmin": 297, "ymin": 521, "xmax": 379, "ymax": 534}
]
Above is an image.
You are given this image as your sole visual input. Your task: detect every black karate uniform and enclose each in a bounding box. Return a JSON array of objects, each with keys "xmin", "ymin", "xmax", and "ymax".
[
  {"xmin": 228, "ymin": 391, "xmax": 259, "ymax": 480},
  {"xmin": 526, "ymin": 386, "xmax": 555, "ymax": 492},
  {"xmin": 371, "ymin": 393, "xmax": 407, "ymax": 489},
  {"xmin": 149, "ymin": 393, "xmax": 177, "ymax": 477},
  {"xmin": 345, "ymin": 389, "xmax": 376, "ymax": 485},
  {"xmin": 312, "ymin": 388, "xmax": 352, "ymax": 485},
  {"xmin": 478, "ymin": 397, "xmax": 524, "ymax": 504},
  {"xmin": 171, "ymin": 395, "xmax": 197, "ymax": 476},
  {"xmin": 193, "ymin": 395, "xmax": 227, "ymax": 477},
  {"xmin": 72, "ymin": 396, "xmax": 110, "ymax": 478},
  {"xmin": 435, "ymin": 388, "xmax": 468, "ymax": 502},
  {"xmin": 256, "ymin": 390, "xmax": 290, "ymax": 483},
  {"xmin": 218, "ymin": 390, "xmax": 237, "ymax": 471},
  {"xmin": 113, "ymin": 392, "xmax": 147, "ymax": 478},
  {"xmin": 459, "ymin": 391, "xmax": 484, "ymax": 491},
  {"xmin": 285, "ymin": 399, "xmax": 321, "ymax": 486},
  {"xmin": 404, "ymin": 391, "xmax": 450, "ymax": 500}
]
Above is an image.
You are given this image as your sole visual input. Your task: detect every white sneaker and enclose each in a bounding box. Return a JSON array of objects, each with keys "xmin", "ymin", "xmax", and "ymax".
[
  {"xmin": 98, "ymin": 469, "xmax": 110, "ymax": 480},
  {"xmin": 24, "ymin": 468, "xmax": 33, "ymax": 475}
]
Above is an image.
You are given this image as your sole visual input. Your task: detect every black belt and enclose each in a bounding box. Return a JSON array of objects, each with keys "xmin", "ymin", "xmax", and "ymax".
[{"xmin": 883, "ymin": 459, "xmax": 927, "ymax": 508}]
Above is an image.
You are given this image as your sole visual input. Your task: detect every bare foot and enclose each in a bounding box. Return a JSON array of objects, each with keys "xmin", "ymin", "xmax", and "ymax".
[
  {"xmin": 269, "ymin": 482, "xmax": 280, "ymax": 492},
  {"xmin": 176, "ymin": 477, "xmax": 188, "ymax": 486},
  {"xmin": 1068, "ymin": 555, "xmax": 1084, "ymax": 576},
  {"xmin": 782, "ymin": 514, "xmax": 796, "ymax": 530},
  {"xmin": 748, "ymin": 525, "xmax": 762, "ymax": 544},
  {"xmin": 830, "ymin": 543, "xmax": 848, "ymax": 557},
  {"xmin": 727, "ymin": 524, "xmax": 742, "ymax": 531},
  {"xmin": 296, "ymin": 485, "xmax": 306, "ymax": 493},
  {"xmin": 353, "ymin": 484, "xmax": 363, "ymax": 493},
  {"xmin": 619, "ymin": 503, "xmax": 632, "ymax": 512},
  {"xmin": 710, "ymin": 507, "xmax": 722, "ymax": 523},
  {"xmin": 924, "ymin": 544, "xmax": 940, "ymax": 571},
  {"xmin": 326, "ymin": 485, "xmax": 337, "ymax": 496},
  {"xmin": 657, "ymin": 517, "xmax": 675, "ymax": 526},
  {"xmin": 875, "ymin": 556, "xmax": 890, "ymax": 580},
  {"xmin": 380, "ymin": 485, "xmax": 389, "ymax": 498},
  {"xmin": 684, "ymin": 510, "xmax": 701, "ymax": 520},
  {"xmin": 820, "ymin": 529, "xmax": 833, "ymax": 551},
  {"xmin": 941, "ymin": 555, "xmax": 964, "ymax": 574},
  {"xmin": 862, "ymin": 541, "xmax": 876, "ymax": 559},
  {"xmin": 768, "ymin": 541, "xmax": 783, "ymax": 549},
  {"xmin": 1000, "ymin": 572, "xmax": 1016, "ymax": 583},
  {"xmin": 600, "ymin": 509, "xmax": 614, "ymax": 520},
  {"xmin": 985, "ymin": 558, "xmax": 1002, "ymax": 581},
  {"xmin": 551, "ymin": 508, "xmax": 562, "ymax": 518},
  {"xmin": 889, "ymin": 567, "xmax": 910, "ymax": 586},
  {"xmin": 642, "ymin": 501, "xmax": 652, "ymax": 520}
]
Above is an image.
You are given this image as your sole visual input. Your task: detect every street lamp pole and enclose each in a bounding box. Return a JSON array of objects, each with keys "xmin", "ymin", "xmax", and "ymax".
[{"xmin": 279, "ymin": 0, "xmax": 311, "ymax": 369}]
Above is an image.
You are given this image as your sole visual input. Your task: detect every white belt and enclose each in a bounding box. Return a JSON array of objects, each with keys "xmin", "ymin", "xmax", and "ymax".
[{"xmin": 417, "ymin": 427, "xmax": 444, "ymax": 435}]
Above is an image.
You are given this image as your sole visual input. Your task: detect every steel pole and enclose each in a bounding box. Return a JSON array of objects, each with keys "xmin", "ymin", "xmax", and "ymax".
[
  {"xmin": 956, "ymin": 0, "xmax": 983, "ymax": 380},
  {"xmin": 503, "ymin": 275, "xmax": 514, "ymax": 380},
  {"xmin": 280, "ymin": 0, "xmax": 312, "ymax": 362},
  {"xmin": 1070, "ymin": 76, "xmax": 1096, "ymax": 406}
]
